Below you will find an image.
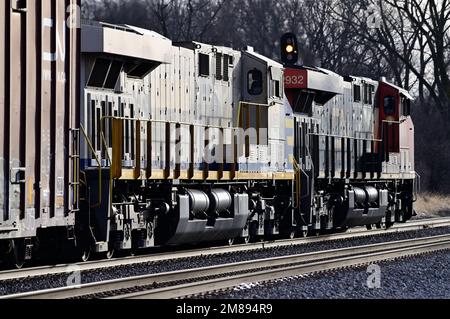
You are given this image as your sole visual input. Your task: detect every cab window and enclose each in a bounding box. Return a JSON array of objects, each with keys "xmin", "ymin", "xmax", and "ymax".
[
  {"xmin": 269, "ymin": 80, "xmax": 281, "ymax": 98},
  {"xmin": 384, "ymin": 96, "xmax": 396, "ymax": 115},
  {"xmin": 248, "ymin": 69, "xmax": 263, "ymax": 95},
  {"xmin": 199, "ymin": 53, "xmax": 210, "ymax": 77},
  {"xmin": 402, "ymin": 97, "xmax": 411, "ymax": 116},
  {"xmin": 353, "ymin": 85, "xmax": 361, "ymax": 102},
  {"xmin": 363, "ymin": 84, "xmax": 375, "ymax": 104}
]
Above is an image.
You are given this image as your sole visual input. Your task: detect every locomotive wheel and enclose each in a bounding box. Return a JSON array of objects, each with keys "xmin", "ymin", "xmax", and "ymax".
[
  {"xmin": 236, "ymin": 236, "xmax": 250, "ymax": 245},
  {"xmin": 105, "ymin": 241, "xmax": 115, "ymax": 259},
  {"xmin": 289, "ymin": 230, "xmax": 296, "ymax": 240},
  {"xmin": 106, "ymin": 248, "xmax": 115, "ymax": 260},
  {"xmin": 385, "ymin": 221, "xmax": 394, "ymax": 229},
  {"xmin": 129, "ymin": 247, "xmax": 138, "ymax": 257},
  {"xmin": 79, "ymin": 247, "xmax": 91, "ymax": 262},
  {"xmin": 99, "ymin": 246, "xmax": 115, "ymax": 260}
]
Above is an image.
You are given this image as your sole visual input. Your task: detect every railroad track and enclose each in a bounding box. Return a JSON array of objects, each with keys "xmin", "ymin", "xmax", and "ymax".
[
  {"xmin": 1, "ymin": 216, "xmax": 449, "ymax": 282},
  {"xmin": 2, "ymin": 233, "xmax": 450, "ymax": 299}
]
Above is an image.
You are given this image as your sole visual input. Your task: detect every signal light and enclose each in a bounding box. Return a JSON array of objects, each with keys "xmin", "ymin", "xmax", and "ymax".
[
  {"xmin": 285, "ymin": 44, "xmax": 294, "ymax": 53},
  {"xmin": 281, "ymin": 33, "xmax": 298, "ymax": 66}
]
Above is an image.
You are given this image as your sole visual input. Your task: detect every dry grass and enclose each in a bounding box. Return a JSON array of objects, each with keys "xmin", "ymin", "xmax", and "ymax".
[{"xmin": 414, "ymin": 193, "xmax": 450, "ymax": 218}]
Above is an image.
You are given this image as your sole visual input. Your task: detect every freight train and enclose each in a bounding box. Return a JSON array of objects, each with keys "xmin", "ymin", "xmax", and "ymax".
[{"xmin": 0, "ymin": 3, "xmax": 417, "ymax": 268}]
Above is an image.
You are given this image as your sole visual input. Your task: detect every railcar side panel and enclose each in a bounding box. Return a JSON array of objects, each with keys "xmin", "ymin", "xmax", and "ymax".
[
  {"xmin": 0, "ymin": 2, "xmax": 5, "ymax": 225},
  {"xmin": 0, "ymin": 1, "xmax": 79, "ymax": 240}
]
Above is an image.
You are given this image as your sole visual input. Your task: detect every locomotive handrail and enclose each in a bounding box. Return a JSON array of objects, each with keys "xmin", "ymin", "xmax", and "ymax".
[
  {"xmin": 100, "ymin": 130, "xmax": 115, "ymax": 213},
  {"xmin": 300, "ymin": 165, "xmax": 311, "ymax": 200},
  {"xmin": 382, "ymin": 119, "xmax": 407, "ymax": 124},
  {"xmin": 292, "ymin": 158, "xmax": 301, "ymax": 208},
  {"xmin": 308, "ymin": 132, "xmax": 382, "ymax": 142},
  {"xmin": 100, "ymin": 131, "xmax": 112, "ymax": 166},
  {"xmin": 100, "ymin": 115, "xmax": 236, "ymax": 130},
  {"xmin": 101, "ymin": 114, "xmax": 242, "ymax": 174},
  {"xmin": 304, "ymin": 140, "xmax": 315, "ymax": 208},
  {"xmin": 99, "ymin": 109, "xmax": 270, "ymax": 181},
  {"xmin": 100, "ymin": 115, "xmax": 243, "ymax": 181},
  {"xmin": 413, "ymin": 172, "xmax": 421, "ymax": 202},
  {"xmin": 80, "ymin": 124, "xmax": 103, "ymax": 208}
]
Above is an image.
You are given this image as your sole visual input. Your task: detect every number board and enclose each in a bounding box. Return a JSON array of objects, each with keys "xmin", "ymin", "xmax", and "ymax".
[{"xmin": 284, "ymin": 68, "xmax": 308, "ymax": 89}]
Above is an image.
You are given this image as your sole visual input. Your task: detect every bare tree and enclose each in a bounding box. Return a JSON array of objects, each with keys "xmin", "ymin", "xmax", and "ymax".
[
  {"xmin": 332, "ymin": 0, "xmax": 450, "ymax": 114},
  {"xmin": 387, "ymin": 0, "xmax": 450, "ymax": 114}
]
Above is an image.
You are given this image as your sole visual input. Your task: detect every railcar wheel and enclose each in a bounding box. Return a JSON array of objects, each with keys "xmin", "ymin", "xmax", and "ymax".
[
  {"xmin": 228, "ymin": 238, "xmax": 235, "ymax": 246},
  {"xmin": 301, "ymin": 230, "xmax": 308, "ymax": 238}
]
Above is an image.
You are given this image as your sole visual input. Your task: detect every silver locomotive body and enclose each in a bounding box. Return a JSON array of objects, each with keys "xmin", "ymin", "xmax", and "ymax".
[{"xmin": 78, "ymin": 22, "xmax": 292, "ymax": 253}]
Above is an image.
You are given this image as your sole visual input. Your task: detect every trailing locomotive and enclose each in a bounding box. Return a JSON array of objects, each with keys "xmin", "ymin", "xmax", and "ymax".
[{"xmin": 0, "ymin": 7, "xmax": 417, "ymax": 268}]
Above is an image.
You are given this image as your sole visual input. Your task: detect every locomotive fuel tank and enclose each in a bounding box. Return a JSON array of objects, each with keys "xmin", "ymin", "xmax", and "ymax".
[
  {"xmin": 336, "ymin": 187, "xmax": 389, "ymax": 227},
  {"xmin": 186, "ymin": 189, "xmax": 210, "ymax": 216},
  {"xmin": 352, "ymin": 186, "xmax": 379, "ymax": 205},
  {"xmin": 209, "ymin": 189, "xmax": 233, "ymax": 215},
  {"xmin": 162, "ymin": 191, "xmax": 250, "ymax": 245},
  {"xmin": 365, "ymin": 186, "xmax": 379, "ymax": 204},
  {"xmin": 353, "ymin": 187, "xmax": 366, "ymax": 204}
]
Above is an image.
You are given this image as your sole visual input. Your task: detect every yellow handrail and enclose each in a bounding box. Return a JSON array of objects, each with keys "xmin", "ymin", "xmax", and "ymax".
[{"xmin": 97, "ymin": 104, "xmax": 270, "ymax": 184}]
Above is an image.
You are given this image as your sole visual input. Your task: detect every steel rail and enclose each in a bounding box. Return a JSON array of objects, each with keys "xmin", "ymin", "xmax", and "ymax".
[
  {"xmin": 121, "ymin": 239, "xmax": 450, "ymax": 299},
  {"xmin": 2, "ymin": 233, "xmax": 450, "ymax": 299},
  {"xmin": 1, "ymin": 217, "xmax": 449, "ymax": 282}
]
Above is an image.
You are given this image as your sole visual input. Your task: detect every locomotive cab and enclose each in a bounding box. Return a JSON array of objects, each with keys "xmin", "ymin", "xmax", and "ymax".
[
  {"xmin": 282, "ymin": 65, "xmax": 416, "ymax": 232},
  {"xmin": 376, "ymin": 79, "xmax": 415, "ymax": 177}
]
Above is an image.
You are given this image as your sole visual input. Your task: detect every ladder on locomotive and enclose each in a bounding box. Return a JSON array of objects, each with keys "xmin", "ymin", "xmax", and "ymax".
[{"xmin": 69, "ymin": 128, "xmax": 81, "ymax": 213}]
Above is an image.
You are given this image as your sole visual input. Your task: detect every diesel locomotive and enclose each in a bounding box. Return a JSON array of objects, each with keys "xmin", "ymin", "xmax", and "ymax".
[{"xmin": 0, "ymin": 3, "xmax": 416, "ymax": 268}]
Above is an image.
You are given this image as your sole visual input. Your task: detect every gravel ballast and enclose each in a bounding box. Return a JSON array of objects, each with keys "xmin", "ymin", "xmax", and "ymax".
[
  {"xmin": 0, "ymin": 226, "xmax": 449, "ymax": 296},
  {"xmin": 207, "ymin": 249, "xmax": 450, "ymax": 299}
]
